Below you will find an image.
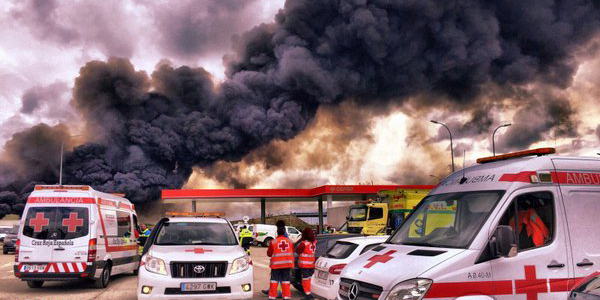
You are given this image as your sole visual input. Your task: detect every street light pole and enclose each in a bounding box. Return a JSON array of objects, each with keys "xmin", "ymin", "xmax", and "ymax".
[
  {"xmin": 492, "ymin": 123, "xmax": 512, "ymax": 156},
  {"xmin": 59, "ymin": 135, "xmax": 83, "ymax": 186},
  {"xmin": 430, "ymin": 120, "xmax": 454, "ymax": 172},
  {"xmin": 59, "ymin": 141, "xmax": 64, "ymax": 186}
]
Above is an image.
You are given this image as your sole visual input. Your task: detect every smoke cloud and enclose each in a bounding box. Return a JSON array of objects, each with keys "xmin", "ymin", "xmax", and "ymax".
[{"xmin": 2, "ymin": 0, "xmax": 600, "ymax": 214}]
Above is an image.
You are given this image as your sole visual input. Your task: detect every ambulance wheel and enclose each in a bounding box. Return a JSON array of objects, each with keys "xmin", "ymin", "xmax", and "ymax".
[
  {"xmin": 263, "ymin": 237, "xmax": 273, "ymax": 247},
  {"xmin": 95, "ymin": 263, "xmax": 111, "ymax": 288},
  {"xmin": 27, "ymin": 280, "xmax": 44, "ymax": 288}
]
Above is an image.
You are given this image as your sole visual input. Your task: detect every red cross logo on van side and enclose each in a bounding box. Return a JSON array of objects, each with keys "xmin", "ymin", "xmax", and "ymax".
[
  {"xmin": 62, "ymin": 213, "xmax": 84, "ymax": 232},
  {"xmin": 515, "ymin": 265, "xmax": 547, "ymax": 300},
  {"xmin": 185, "ymin": 248, "xmax": 213, "ymax": 254},
  {"xmin": 29, "ymin": 212, "xmax": 50, "ymax": 232},
  {"xmin": 364, "ymin": 250, "xmax": 396, "ymax": 268},
  {"xmin": 278, "ymin": 240, "xmax": 290, "ymax": 252}
]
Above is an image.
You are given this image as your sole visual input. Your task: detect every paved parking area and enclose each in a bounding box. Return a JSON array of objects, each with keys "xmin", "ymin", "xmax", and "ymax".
[{"xmin": 0, "ymin": 246, "xmax": 305, "ymax": 300}]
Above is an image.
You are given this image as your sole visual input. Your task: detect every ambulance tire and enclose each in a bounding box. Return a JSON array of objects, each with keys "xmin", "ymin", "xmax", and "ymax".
[
  {"xmin": 27, "ymin": 280, "xmax": 43, "ymax": 288},
  {"xmin": 263, "ymin": 237, "xmax": 273, "ymax": 247},
  {"xmin": 95, "ymin": 263, "xmax": 111, "ymax": 288}
]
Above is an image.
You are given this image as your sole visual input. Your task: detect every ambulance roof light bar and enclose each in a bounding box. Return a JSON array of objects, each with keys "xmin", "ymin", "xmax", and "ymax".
[
  {"xmin": 477, "ymin": 147, "xmax": 556, "ymax": 164},
  {"xmin": 34, "ymin": 185, "xmax": 91, "ymax": 191},
  {"xmin": 166, "ymin": 211, "xmax": 225, "ymax": 218}
]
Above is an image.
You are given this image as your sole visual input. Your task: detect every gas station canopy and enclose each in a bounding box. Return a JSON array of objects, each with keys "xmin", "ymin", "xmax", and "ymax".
[{"xmin": 161, "ymin": 185, "xmax": 436, "ymax": 232}]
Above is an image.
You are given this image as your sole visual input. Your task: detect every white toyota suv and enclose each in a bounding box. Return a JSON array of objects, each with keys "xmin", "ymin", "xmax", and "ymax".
[{"xmin": 137, "ymin": 216, "xmax": 253, "ymax": 300}]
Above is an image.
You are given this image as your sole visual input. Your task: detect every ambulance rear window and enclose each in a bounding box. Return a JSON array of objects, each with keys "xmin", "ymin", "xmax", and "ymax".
[
  {"xmin": 325, "ymin": 241, "xmax": 358, "ymax": 259},
  {"xmin": 23, "ymin": 207, "xmax": 89, "ymax": 240}
]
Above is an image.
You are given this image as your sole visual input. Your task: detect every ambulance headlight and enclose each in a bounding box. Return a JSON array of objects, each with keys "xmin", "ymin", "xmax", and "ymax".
[
  {"xmin": 385, "ymin": 278, "xmax": 432, "ymax": 300},
  {"xmin": 143, "ymin": 255, "xmax": 167, "ymax": 276},
  {"xmin": 230, "ymin": 256, "xmax": 250, "ymax": 274}
]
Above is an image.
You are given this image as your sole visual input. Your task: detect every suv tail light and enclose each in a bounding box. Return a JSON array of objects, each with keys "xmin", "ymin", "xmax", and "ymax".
[
  {"xmin": 328, "ymin": 263, "xmax": 346, "ymax": 275},
  {"xmin": 87, "ymin": 238, "xmax": 97, "ymax": 262},
  {"xmin": 14, "ymin": 239, "xmax": 20, "ymax": 262}
]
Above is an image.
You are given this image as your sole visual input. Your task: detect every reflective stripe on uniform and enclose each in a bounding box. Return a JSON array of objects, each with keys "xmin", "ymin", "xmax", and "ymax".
[{"xmin": 272, "ymin": 260, "xmax": 294, "ymax": 265}]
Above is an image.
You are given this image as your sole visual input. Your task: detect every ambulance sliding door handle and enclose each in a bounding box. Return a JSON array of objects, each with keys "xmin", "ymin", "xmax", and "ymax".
[
  {"xmin": 576, "ymin": 261, "xmax": 594, "ymax": 267},
  {"xmin": 546, "ymin": 263, "xmax": 565, "ymax": 269}
]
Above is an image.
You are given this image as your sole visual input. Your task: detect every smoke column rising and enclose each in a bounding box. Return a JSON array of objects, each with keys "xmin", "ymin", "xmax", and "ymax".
[{"xmin": 1, "ymin": 0, "xmax": 600, "ymax": 215}]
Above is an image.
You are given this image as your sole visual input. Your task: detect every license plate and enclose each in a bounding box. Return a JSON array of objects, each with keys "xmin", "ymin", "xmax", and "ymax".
[
  {"xmin": 317, "ymin": 270, "xmax": 329, "ymax": 280},
  {"xmin": 181, "ymin": 282, "xmax": 217, "ymax": 292},
  {"xmin": 23, "ymin": 264, "xmax": 46, "ymax": 272}
]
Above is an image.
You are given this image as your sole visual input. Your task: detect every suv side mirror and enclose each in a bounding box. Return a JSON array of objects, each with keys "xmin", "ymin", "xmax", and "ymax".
[{"xmin": 493, "ymin": 225, "xmax": 517, "ymax": 258}]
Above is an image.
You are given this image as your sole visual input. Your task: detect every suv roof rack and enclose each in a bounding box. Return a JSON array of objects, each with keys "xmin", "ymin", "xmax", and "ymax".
[{"xmin": 166, "ymin": 211, "xmax": 224, "ymax": 218}]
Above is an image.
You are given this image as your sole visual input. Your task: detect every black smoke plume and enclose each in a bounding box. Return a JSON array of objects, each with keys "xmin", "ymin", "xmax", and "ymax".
[{"xmin": 2, "ymin": 0, "xmax": 600, "ymax": 213}]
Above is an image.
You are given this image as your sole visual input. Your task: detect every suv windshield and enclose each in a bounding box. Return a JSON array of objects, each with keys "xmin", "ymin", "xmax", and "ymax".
[
  {"xmin": 388, "ymin": 191, "xmax": 504, "ymax": 249},
  {"xmin": 349, "ymin": 206, "xmax": 367, "ymax": 221},
  {"xmin": 155, "ymin": 222, "xmax": 238, "ymax": 246},
  {"xmin": 23, "ymin": 207, "xmax": 89, "ymax": 240}
]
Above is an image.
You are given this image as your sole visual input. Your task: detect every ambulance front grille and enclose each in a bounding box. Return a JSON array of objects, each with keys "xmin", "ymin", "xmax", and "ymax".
[
  {"xmin": 170, "ymin": 262, "xmax": 228, "ymax": 278},
  {"xmin": 339, "ymin": 278, "xmax": 383, "ymax": 300}
]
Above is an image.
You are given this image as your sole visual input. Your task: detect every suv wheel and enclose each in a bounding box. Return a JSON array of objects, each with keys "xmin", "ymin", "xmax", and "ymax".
[
  {"xmin": 3, "ymin": 248, "xmax": 7, "ymax": 255},
  {"xmin": 27, "ymin": 280, "xmax": 44, "ymax": 288}
]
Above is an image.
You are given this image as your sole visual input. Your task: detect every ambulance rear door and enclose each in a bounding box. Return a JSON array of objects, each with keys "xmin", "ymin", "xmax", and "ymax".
[
  {"xmin": 20, "ymin": 206, "xmax": 56, "ymax": 264},
  {"xmin": 552, "ymin": 158, "xmax": 600, "ymax": 279},
  {"xmin": 49, "ymin": 205, "xmax": 92, "ymax": 269}
]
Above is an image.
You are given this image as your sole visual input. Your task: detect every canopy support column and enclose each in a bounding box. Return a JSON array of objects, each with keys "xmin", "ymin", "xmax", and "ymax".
[
  {"xmin": 318, "ymin": 197, "xmax": 324, "ymax": 234},
  {"xmin": 261, "ymin": 198, "xmax": 266, "ymax": 224},
  {"xmin": 192, "ymin": 200, "xmax": 196, "ymax": 212}
]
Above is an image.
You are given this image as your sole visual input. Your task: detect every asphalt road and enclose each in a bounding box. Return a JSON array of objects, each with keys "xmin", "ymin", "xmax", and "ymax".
[{"xmin": 0, "ymin": 246, "xmax": 304, "ymax": 300}]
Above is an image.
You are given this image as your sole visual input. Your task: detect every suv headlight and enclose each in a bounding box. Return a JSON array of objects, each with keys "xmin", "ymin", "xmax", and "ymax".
[
  {"xmin": 143, "ymin": 255, "xmax": 168, "ymax": 275},
  {"xmin": 385, "ymin": 278, "xmax": 432, "ymax": 300},
  {"xmin": 230, "ymin": 255, "xmax": 251, "ymax": 274}
]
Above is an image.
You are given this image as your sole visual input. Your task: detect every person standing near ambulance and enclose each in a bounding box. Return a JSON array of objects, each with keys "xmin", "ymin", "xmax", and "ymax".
[
  {"xmin": 267, "ymin": 223, "xmax": 294, "ymax": 300},
  {"xmin": 296, "ymin": 228, "xmax": 317, "ymax": 300},
  {"xmin": 239, "ymin": 225, "xmax": 253, "ymax": 255}
]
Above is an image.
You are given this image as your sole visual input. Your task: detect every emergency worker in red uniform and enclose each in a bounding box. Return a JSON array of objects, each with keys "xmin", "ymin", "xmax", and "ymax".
[
  {"xmin": 296, "ymin": 228, "xmax": 317, "ymax": 300},
  {"xmin": 268, "ymin": 225, "xmax": 294, "ymax": 300}
]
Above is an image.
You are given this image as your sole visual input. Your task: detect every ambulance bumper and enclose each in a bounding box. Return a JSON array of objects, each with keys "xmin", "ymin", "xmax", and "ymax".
[
  {"xmin": 14, "ymin": 263, "xmax": 97, "ymax": 281},
  {"xmin": 137, "ymin": 265, "xmax": 253, "ymax": 300}
]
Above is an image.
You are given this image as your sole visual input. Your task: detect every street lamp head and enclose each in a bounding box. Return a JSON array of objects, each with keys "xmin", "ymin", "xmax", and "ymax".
[
  {"xmin": 502, "ymin": 123, "xmax": 512, "ymax": 128},
  {"xmin": 430, "ymin": 120, "xmax": 439, "ymax": 124}
]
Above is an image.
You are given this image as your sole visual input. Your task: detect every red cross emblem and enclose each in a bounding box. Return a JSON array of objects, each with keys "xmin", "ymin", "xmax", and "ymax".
[
  {"xmin": 62, "ymin": 213, "xmax": 84, "ymax": 232},
  {"xmin": 515, "ymin": 265, "xmax": 547, "ymax": 300},
  {"xmin": 277, "ymin": 240, "xmax": 289, "ymax": 252},
  {"xmin": 29, "ymin": 212, "xmax": 50, "ymax": 232},
  {"xmin": 309, "ymin": 243, "xmax": 316, "ymax": 253},
  {"xmin": 185, "ymin": 248, "xmax": 213, "ymax": 254},
  {"xmin": 364, "ymin": 250, "xmax": 396, "ymax": 268}
]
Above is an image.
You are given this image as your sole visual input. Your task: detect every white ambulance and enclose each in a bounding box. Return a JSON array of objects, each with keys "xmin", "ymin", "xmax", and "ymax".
[
  {"xmin": 339, "ymin": 148, "xmax": 600, "ymax": 300},
  {"xmin": 15, "ymin": 185, "xmax": 140, "ymax": 288}
]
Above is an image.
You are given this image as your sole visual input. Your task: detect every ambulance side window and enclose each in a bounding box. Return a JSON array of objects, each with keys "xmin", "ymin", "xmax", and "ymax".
[
  {"xmin": 497, "ymin": 192, "xmax": 554, "ymax": 251},
  {"xmin": 116, "ymin": 211, "xmax": 132, "ymax": 237}
]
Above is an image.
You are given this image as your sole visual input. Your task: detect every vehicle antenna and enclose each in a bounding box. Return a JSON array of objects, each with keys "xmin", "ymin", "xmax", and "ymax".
[{"xmin": 460, "ymin": 149, "xmax": 468, "ymax": 184}]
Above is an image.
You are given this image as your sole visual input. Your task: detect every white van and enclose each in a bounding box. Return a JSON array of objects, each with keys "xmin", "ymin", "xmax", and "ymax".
[
  {"xmin": 253, "ymin": 224, "xmax": 301, "ymax": 246},
  {"xmin": 340, "ymin": 148, "xmax": 600, "ymax": 300},
  {"xmin": 15, "ymin": 185, "xmax": 140, "ymax": 289}
]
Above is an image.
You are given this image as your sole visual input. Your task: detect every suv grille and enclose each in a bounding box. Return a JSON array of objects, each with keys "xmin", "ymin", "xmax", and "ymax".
[
  {"xmin": 339, "ymin": 278, "xmax": 383, "ymax": 300},
  {"xmin": 171, "ymin": 262, "xmax": 228, "ymax": 278}
]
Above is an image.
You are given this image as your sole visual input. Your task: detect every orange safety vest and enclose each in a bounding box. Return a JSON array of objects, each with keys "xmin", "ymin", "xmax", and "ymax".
[
  {"xmin": 509, "ymin": 208, "xmax": 550, "ymax": 247},
  {"xmin": 270, "ymin": 236, "xmax": 294, "ymax": 269},
  {"xmin": 298, "ymin": 240, "xmax": 317, "ymax": 269}
]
